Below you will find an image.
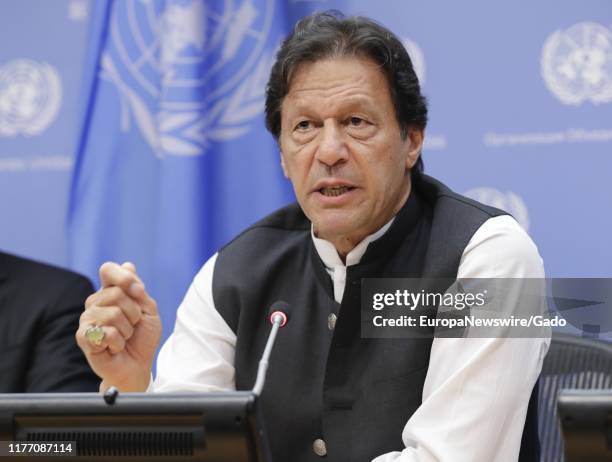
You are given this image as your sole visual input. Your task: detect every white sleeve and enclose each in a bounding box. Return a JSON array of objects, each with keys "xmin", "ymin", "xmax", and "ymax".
[
  {"xmin": 372, "ymin": 215, "xmax": 551, "ymax": 462},
  {"xmin": 152, "ymin": 253, "xmax": 237, "ymax": 393}
]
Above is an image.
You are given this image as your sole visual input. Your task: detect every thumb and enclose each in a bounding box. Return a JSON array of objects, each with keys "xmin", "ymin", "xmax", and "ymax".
[
  {"xmin": 122, "ymin": 261, "xmax": 137, "ymax": 274},
  {"xmin": 121, "ymin": 261, "xmax": 145, "ymax": 288}
]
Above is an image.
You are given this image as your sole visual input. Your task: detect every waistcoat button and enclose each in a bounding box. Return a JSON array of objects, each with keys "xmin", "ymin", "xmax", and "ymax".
[
  {"xmin": 327, "ymin": 313, "xmax": 337, "ymax": 331},
  {"xmin": 313, "ymin": 438, "xmax": 327, "ymax": 457}
]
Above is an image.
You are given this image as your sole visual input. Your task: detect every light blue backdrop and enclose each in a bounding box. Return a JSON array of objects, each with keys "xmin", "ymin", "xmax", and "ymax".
[{"xmin": 0, "ymin": 0, "xmax": 610, "ymax": 342}]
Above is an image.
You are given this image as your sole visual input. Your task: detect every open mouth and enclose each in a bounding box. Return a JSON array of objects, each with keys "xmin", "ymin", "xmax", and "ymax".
[{"xmin": 319, "ymin": 186, "xmax": 354, "ymax": 197}]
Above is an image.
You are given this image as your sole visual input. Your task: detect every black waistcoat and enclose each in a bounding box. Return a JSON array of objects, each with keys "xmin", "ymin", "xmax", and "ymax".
[{"xmin": 212, "ymin": 175, "xmax": 540, "ymax": 462}]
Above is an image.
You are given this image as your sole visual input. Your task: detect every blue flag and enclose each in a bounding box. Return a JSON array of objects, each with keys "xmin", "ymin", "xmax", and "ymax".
[{"xmin": 69, "ymin": 0, "xmax": 294, "ymax": 340}]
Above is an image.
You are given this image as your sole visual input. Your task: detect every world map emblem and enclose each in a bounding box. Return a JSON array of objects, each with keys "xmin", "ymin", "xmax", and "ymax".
[
  {"xmin": 0, "ymin": 59, "xmax": 62, "ymax": 137},
  {"xmin": 102, "ymin": 0, "xmax": 274, "ymax": 157},
  {"xmin": 541, "ymin": 22, "xmax": 612, "ymax": 105},
  {"xmin": 464, "ymin": 187, "xmax": 530, "ymax": 231}
]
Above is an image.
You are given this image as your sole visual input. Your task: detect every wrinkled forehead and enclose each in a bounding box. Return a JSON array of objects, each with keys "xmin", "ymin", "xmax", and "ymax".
[
  {"xmin": 285, "ymin": 53, "xmax": 387, "ymax": 91},
  {"xmin": 281, "ymin": 56, "xmax": 391, "ymax": 112}
]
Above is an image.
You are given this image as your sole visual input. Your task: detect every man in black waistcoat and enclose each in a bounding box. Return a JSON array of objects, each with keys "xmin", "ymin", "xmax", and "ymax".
[
  {"xmin": 0, "ymin": 251, "xmax": 99, "ymax": 392},
  {"xmin": 77, "ymin": 11, "xmax": 549, "ymax": 461}
]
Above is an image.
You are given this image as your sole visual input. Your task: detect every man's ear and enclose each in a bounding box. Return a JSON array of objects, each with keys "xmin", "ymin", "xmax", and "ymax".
[
  {"xmin": 280, "ymin": 150, "xmax": 289, "ymax": 178},
  {"xmin": 405, "ymin": 127, "xmax": 424, "ymax": 170}
]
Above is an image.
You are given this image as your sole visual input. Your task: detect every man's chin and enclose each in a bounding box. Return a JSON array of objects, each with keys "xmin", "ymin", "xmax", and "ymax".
[{"xmin": 312, "ymin": 220, "xmax": 359, "ymax": 242}]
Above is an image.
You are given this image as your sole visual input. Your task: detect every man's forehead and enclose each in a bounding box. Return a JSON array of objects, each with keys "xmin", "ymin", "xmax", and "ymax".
[
  {"xmin": 283, "ymin": 92, "xmax": 377, "ymax": 116},
  {"xmin": 282, "ymin": 57, "xmax": 389, "ymax": 110},
  {"xmin": 288, "ymin": 56, "xmax": 384, "ymax": 87}
]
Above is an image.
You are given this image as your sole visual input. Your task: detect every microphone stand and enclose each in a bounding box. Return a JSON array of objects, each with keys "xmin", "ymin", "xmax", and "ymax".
[{"xmin": 252, "ymin": 313, "xmax": 285, "ymax": 397}]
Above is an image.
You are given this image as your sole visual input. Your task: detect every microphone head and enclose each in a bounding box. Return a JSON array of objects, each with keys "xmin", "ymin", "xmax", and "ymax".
[{"xmin": 269, "ymin": 301, "xmax": 290, "ymax": 327}]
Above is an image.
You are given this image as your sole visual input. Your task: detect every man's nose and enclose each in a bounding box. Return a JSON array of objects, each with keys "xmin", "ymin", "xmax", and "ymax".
[{"xmin": 315, "ymin": 121, "xmax": 349, "ymax": 167}]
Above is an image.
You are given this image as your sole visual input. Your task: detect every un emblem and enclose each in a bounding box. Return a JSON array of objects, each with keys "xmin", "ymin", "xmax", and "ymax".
[
  {"xmin": 0, "ymin": 59, "xmax": 62, "ymax": 137},
  {"xmin": 102, "ymin": 0, "xmax": 274, "ymax": 157},
  {"xmin": 464, "ymin": 187, "xmax": 530, "ymax": 231},
  {"xmin": 542, "ymin": 22, "xmax": 612, "ymax": 105}
]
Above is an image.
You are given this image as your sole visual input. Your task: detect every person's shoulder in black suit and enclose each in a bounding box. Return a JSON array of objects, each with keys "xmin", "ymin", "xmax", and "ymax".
[{"xmin": 0, "ymin": 251, "xmax": 99, "ymax": 392}]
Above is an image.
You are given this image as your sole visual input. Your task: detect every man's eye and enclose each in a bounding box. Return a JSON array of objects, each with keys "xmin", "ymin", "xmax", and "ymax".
[
  {"xmin": 349, "ymin": 117, "xmax": 364, "ymax": 126},
  {"xmin": 295, "ymin": 120, "xmax": 311, "ymax": 130}
]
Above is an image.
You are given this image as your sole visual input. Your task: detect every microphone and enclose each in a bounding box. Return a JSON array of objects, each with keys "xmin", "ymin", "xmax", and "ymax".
[{"xmin": 252, "ymin": 301, "xmax": 291, "ymax": 396}]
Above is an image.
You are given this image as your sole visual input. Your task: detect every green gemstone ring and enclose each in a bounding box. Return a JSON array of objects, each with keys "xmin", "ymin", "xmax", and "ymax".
[{"xmin": 85, "ymin": 324, "xmax": 105, "ymax": 346}]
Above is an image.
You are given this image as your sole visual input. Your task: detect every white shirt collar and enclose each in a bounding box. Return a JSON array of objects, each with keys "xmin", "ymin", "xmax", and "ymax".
[{"xmin": 311, "ymin": 217, "xmax": 395, "ymax": 269}]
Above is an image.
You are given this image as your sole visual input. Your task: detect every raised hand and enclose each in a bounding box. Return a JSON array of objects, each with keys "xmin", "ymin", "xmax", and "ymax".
[{"xmin": 76, "ymin": 262, "xmax": 162, "ymax": 392}]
